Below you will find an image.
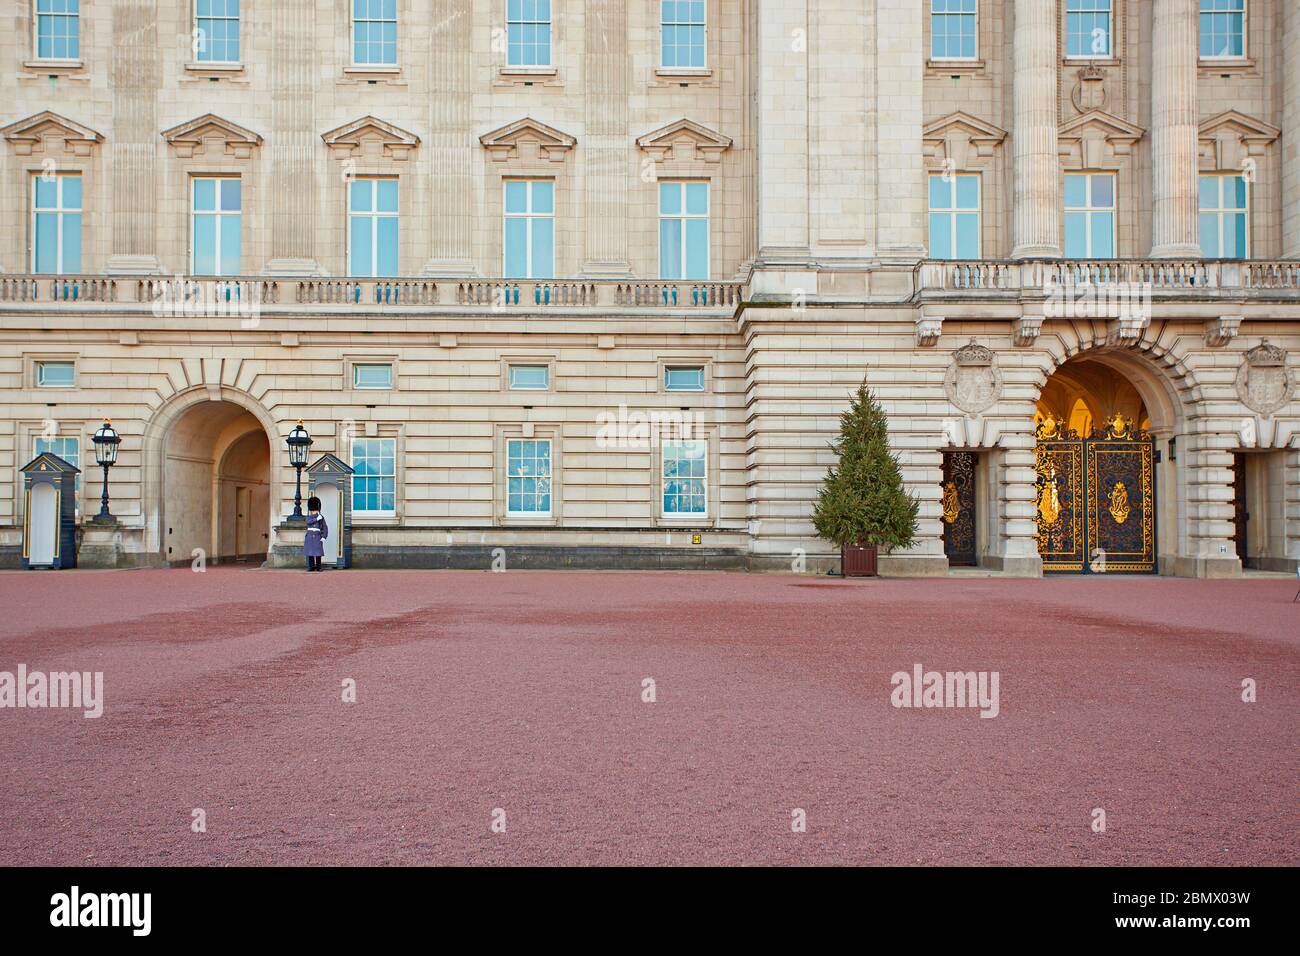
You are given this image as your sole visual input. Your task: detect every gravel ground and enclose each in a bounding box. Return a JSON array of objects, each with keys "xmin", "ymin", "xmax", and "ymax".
[{"xmin": 0, "ymin": 568, "xmax": 1295, "ymax": 866}]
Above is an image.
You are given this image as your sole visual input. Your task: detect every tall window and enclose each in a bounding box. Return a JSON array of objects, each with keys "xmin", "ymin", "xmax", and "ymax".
[
  {"xmin": 659, "ymin": 181, "xmax": 709, "ymax": 279},
  {"xmin": 196, "ymin": 0, "xmax": 240, "ymax": 63},
  {"xmin": 506, "ymin": 439, "xmax": 552, "ymax": 517},
  {"xmin": 1201, "ymin": 0, "xmax": 1245, "ymax": 59},
  {"xmin": 352, "ymin": 0, "xmax": 396, "ymax": 66},
  {"xmin": 1064, "ymin": 174, "xmax": 1115, "ymax": 258},
  {"xmin": 662, "ymin": 439, "xmax": 707, "ymax": 518},
  {"xmin": 504, "ymin": 180, "xmax": 554, "ymax": 279},
  {"xmin": 930, "ymin": 0, "xmax": 977, "ymax": 60},
  {"xmin": 34, "ymin": 435, "xmax": 81, "ymax": 499},
  {"xmin": 192, "ymin": 177, "xmax": 241, "ymax": 276},
  {"xmin": 351, "ymin": 438, "xmax": 396, "ymax": 516},
  {"xmin": 349, "ymin": 178, "xmax": 399, "ymax": 277},
  {"xmin": 928, "ymin": 174, "xmax": 980, "ymax": 259},
  {"xmin": 507, "ymin": 0, "xmax": 551, "ymax": 67},
  {"xmin": 35, "ymin": 0, "xmax": 79, "ymax": 60},
  {"xmin": 661, "ymin": 0, "xmax": 706, "ymax": 69},
  {"xmin": 1199, "ymin": 174, "xmax": 1248, "ymax": 259},
  {"xmin": 32, "ymin": 174, "xmax": 81, "ymax": 274},
  {"xmin": 1066, "ymin": 0, "xmax": 1112, "ymax": 59}
]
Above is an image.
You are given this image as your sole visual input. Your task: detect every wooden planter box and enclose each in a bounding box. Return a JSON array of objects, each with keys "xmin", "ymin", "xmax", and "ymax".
[{"xmin": 841, "ymin": 542, "xmax": 879, "ymax": 577}]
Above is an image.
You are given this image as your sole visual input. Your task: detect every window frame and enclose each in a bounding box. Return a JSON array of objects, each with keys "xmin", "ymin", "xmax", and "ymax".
[
  {"xmin": 31, "ymin": 171, "xmax": 82, "ymax": 274},
  {"xmin": 351, "ymin": 0, "xmax": 398, "ymax": 67},
  {"xmin": 927, "ymin": 173, "xmax": 982, "ymax": 260},
  {"xmin": 194, "ymin": 0, "xmax": 241, "ymax": 65},
  {"xmin": 1063, "ymin": 172, "xmax": 1117, "ymax": 259},
  {"xmin": 35, "ymin": 360, "xmax": 76, "ymax": 389},
  {"xmin": 352, "ymin": 363, "xmax": 394, "ymax": 391},
  {"xmin": 349, "ymin": 436, "xmax": 398, "ymax": 519},
  {"xmin": 505, "ymin": 437, "xmax": 554, "ymax": 519},
  {"xmin": 1199, "ymin": 0, "xmax": 1247, "ymax": 61},
  {"xmin": 660, "ymin": 437, "xmax": 709, "ymax": 521},
  {"xmin": 507, "ymin": 364, "xmax": 551, "ymax": 391},
  {"xmin": 663, "ymin": 365, "xmax": 706, "ymax": 393},
  {"xmin": 190, "ymin": 175, "xmax": 243, "ymax": 276},
  {"xmin": 33, "ymin": 0, "xmax": 80, "ymax": 62},
  {"xmin": 347, "ymin": 176, "xmax": 400, "ymax": 278},
  {"xmin": 1064, "ymin": 0, "xmax": 1113, "ymax": 61},
  {"xmin": 929, "ymin": 0, "xmax": 978, "ymax": 62},
  {"xmin": 1198, "ymin": 173, "xmax": 1250, "ymax": 260},
  {"xmin": 660, "ymin": 0, "xmax": 708, "ymax": 70},
  {"xmin": 506, "ymin": 0, "xmax": 552, "ymax": 68},
  {"xmin": 502, "ymin": 179, "xmax": 556, "ymax": 280},
  {"xmin": 658, "ymin": 180, "xmax": 711, "ymax": 280}
]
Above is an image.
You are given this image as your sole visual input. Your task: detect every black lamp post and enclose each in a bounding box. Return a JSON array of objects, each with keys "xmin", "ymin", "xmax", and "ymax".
[
  {"xmin": 286, "ymin": 420, "xmax": 313, "ymax": 522},
  {"xmin": 90, "ymin": 418, "xmax": 120, "ymax": 525}
]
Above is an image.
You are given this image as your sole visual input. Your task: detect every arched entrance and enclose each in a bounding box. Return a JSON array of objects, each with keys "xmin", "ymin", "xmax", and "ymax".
[
  {"xmin": 1033, "ymin": 354, "xmax": 1171, "ymax": 574},
  {"xmin": 161, "ymin": 400, "xmax": 272, "ymax": 565}
]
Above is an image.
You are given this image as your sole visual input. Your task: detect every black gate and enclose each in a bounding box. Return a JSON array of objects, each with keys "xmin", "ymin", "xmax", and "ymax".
[
  {"xmin": 941, "ymin": 451, "xmax": 977, "ymax": 566},
  {"xmin": 1035, "ymin": 415, "xmax": 1157, "ymax": 574}
]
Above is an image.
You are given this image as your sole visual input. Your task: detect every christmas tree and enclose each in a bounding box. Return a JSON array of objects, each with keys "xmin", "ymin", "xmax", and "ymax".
[{"xmin": 812, "ymin": 385, "xmax": 919, "ymax": 549}]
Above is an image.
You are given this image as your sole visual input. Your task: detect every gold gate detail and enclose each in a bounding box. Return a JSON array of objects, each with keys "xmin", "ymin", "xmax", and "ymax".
[{"xmin": 1035, "ymin": 414, "xmax": 1157, "ymax": 574}]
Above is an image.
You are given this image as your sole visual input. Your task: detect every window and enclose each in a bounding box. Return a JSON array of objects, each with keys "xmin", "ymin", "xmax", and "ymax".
[
  {"xmin": 928, "ymin": 174, "xmax": 980, "ymax": 259},
  {"xmin": 1066, "ymin": 0, "xmax": 1111, "ymax": 59},
  {"xmin": 1064, "ymin": 174, "xmax": 1115, "ymax": 258},
  {"xmin": 503, "ymin": 180, "xmax": 554, "ymax": 279},
  {"xmin": 507, "ymin": 0, "xmax": 551, "ymax": 67},
  {"xmin": 191, "ymin": 178, "xmax": 241, "ymax": 276},
  {"xmin": 506, "ymin": 439, "xmax": 552, "ymax": 517},
  {"xmin": 930, "ymin": 0, "xmax": 977, "ymax": 60},
  {"xmin": 35, "ymin": 0, "xmax": 79, "ymax": 60},
  {"xmin": 352, "ymin": 363, "xmax": 393, "ymax": 390},
  {"xmin": 1199, "ymin": 175, "xmax": 1248, "ymax": 259},
  {"xmin": 32, "ymin": 174, "xmax": 81, "ymax": 274},
  {"xmin": 352, "ymin": 0, "xmax": 396, "ymax": 66},
  {"xmin": 351, "ymin": 438, "xmax": 396, "ymax": 516},
  {"xmin": 349, "ymin": 178, "xmax": 399, "ymax": 277},
  {"xmin": 659, "ymin": 181, "xmax": 709, "ymax": 279},
  {"xmin": 662, "ymin": 439, "xmax": 707, "ymax": 517},
  {"xmin": 196, "ymin": 0, "xmax": 240, "ymax": 63},
  {"xmin": 35, "ymin": 361, "xmax": 76, "ymax": 388},
  {"xmin": 661, "ymin": 1, "xmax": 706, "ymax": 69},
  {"xmin": 664, "ymin": 366, "xmax": 705, "ymax": 392},
  {"xmin": 508, "ymin": 365, "xmax": 550, "ymax": 390},
  {"xmin": 34, "ymin": 435, "xmax": 80, "ymax": 498},
  {"xmin": 1201, "ymin": 0, "xmax": 1245, "ymax": 59}
]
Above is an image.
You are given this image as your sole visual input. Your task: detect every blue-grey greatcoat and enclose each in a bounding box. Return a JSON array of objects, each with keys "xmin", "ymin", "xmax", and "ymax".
[{"xmin": 304, "ymin": 513, "xmax": 328, "ymax": 558}]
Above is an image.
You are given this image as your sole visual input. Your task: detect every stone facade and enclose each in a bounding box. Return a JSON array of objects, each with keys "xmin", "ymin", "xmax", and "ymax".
[{"xmin": 0, "ymin": 0, "xmax": 1297, "ymax": 576}]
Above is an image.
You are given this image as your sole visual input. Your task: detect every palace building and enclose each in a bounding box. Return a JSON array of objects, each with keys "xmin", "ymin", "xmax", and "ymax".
[{"xmin": 1, "ymin": 0, "xmax": 1297, "ymax": 576}]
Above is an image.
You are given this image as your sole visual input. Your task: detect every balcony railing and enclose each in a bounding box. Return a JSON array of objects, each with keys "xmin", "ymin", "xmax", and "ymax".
[
  {"xmin": 0, "ymin": 275, "xmax": 744, "ymax": 311},
  {"xmin": 917, "ymin": 258, "xmax": 1300, "ymax": 293}
]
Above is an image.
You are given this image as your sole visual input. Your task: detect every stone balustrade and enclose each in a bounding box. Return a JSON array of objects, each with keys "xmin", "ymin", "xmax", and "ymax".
[{"xmin": 917, "ymin": 259, "xmax": 1300, "ymax": 295}]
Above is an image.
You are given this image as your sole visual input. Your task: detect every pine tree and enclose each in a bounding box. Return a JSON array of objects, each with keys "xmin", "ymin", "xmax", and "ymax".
[{"xmin": 812, "ymin": 385, "xmax": 919, "ymax": 549}]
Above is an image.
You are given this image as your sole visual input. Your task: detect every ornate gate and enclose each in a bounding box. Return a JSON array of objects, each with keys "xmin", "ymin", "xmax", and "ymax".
[
  {"xmin": 941, "ymin": 452, "xmax": 977, "ymax": 566},
  {"xmin": 1035, "ymin": 414, "xmax": 1157, "ymax": 574}
]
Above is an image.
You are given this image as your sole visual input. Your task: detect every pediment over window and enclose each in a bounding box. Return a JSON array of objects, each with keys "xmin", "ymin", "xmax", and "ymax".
[
  {"xmin": 922, "ymin": 112, "xmax": 1007, "ymax": 170},
  {"xmin": 1, "ymin": 111, "xmax": 103, "ymax": 157},
  {"xmin": 635, "ymin": 118, "xmax": 732, "ymax": 163},
  {"xmin": 1197, "ymin": 110, "xmax": 1280, "ymax": 170},
  {"xmin": 321, "ymin": 116, "xmax": 421, "ymax": 161},
  {"xmin": 162, "ymin": 114, "xmax": 263, "ymax": 159},
  {"xmin": 1058, "ymin": 109, "xmax": 1145, "ymax": 168},
  {"xmin": 479, "ymin": 117, "xmax": 576, "ymax": 163}
]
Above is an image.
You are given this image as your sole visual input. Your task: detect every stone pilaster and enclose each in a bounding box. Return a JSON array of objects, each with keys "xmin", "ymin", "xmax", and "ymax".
[
  {"xmin": 1178, "ymin": 429, "xmax": 1244, "ymax": 577},
  {"xmin": 106, "ymin": 0, "xmax": 161, "ymax": 275},
  {"xmin": 266, "ymin": 0, "xmax": 319, "ymax": 275},
  {"xmin": 990, "ymin": 431, "xmax": 1044, "ymax": 576},
  {"xmin": 580, "ymin": 0, "xmax": 631, "ymax": 277},
  {"xmin": 1282, "ymin": 0, "xmax": 1300, "ymax": 257},
  {"xmin": 1150, "ymin": 0, "xmax": 1202, "ymax": 259},
  {"xmin": 756, "ymin": 0, "xmax": 810, "ymax": 263},
  {"xmin": 422, "ymin": 0, "xmax": 477, "ymax": 276},
  {"xmin": 1009, "ymin": 0, "xmax": 1061, "ymax": 260},
  {"xmin": 874, "ymin": 0, "xmax": 925, "ymax": 259}
]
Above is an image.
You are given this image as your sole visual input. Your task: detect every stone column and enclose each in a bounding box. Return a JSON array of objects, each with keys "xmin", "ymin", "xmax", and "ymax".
[
  {"xmin": 421, "ymin": 0, "xmax": 477, "ymax": 276},
  {"xmin": 1010, "ymin": 0, "xmax": 1061, "ymax": 259},
  {"xmin": 1282, "ymin": 0, "xmax": 1300, "ymax": 256},
  {"xmin": 1150, "ymin": 0, "xmax": 1202, "ymax": 258},
  {"xmin": 580, "ymin": 0, "xmax": 631, "ymax": 276},
  {"xmin": 875, "ymin": 0, "xmax": 926, "ymax": 259},
  {"xmin": 266, "ymin": 0, "xmax": 319, "ymax": 275},
  {"xmin": 106, "ymin": 0, "xmax": 160, "ymax": 274}
]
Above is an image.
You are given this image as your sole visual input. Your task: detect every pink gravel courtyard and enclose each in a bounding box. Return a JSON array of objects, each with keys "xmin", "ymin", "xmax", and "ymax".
[{"xmin": 0, "ymin": 568, "xmax": 1295, "ymax": 866}]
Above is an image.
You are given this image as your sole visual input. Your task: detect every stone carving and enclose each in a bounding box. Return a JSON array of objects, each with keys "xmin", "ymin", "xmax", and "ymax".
[
  {"xmin": 1235, "ymin": 340, "xmax": 1293, "ymax": 415},
  {"xmin": 944, "ymin": 339, "xmax": 1001, "ymax": 414}
]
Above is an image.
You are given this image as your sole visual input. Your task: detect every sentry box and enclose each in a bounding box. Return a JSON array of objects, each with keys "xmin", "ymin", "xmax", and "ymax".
[
  {"xmin": 307, "ymin": 453, "xmax": 354, "ymax": 569},
  {"xmin": 20, "ymin": 452, "xmax": 80, "ymax": 570}
]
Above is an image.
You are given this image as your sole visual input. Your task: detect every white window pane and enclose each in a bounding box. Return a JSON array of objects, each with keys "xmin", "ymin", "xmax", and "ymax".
[
  {"xmin": 1091, "ymin": 213, "xmax": 1114, "ymax": 257},
  {"xmin": 530, "ymin": 217, "xmax": 554, "ymax": 278},
  {"xmin": 660, "ymin": 219, "xmax": 683, "ymax": 278},
  {"xmin": 62, "ymin": 175, "xmax": 82, "ymax": 209},
  {"xmin": 659, "ymin": 181, "xmax": 681, "ymax": 215},
  {"xmin": 350, "ymin": 178, "xmax": 372, "ymax": 212},
  {"xmin": 376, "ymin": 217, "xmax": 399, "ymax": 275},
  {"xmin": 193, "ymin": 178, "xmax": 216, "ymax": 211},
  {"xmin": 665, "ymin": 366, "xmax": 705, "ymax": 391},
  {"xmin": 353, "ymin": 364, "xmax": 393, "ymax": 389},
  {"xmin": 350, "ymin": 216, "xmax": 373, "ymax": 276},
  {"xmin": 1064, "ymin": 212, "xmax": 1088, "ymax": 258},
  {"xmin": 531, "ymin": 180, "xmax": 554, "ymax": 214},
  {"xmin": 194, "ymin": 216, "xmax": 217, "ymax": 274},
  {"xmin": 1064, "ymin": 175, "xmax": 1088, "ymax": 208},
  {"xmin": 929, "ymin": 213, "xmax": 952, "ymax": 259},
  {"xmin": 684, "ymin": 219, "xmax": 709, "ymax": 279},
  {"xmin": 1198, "ymin": 213, "xmax": 1219, "ymax": 257},
  {"xmin": 685, "ymin": 182, "xmax": 708, "ymax": 214},
  {"xmin": 505, "ymin": 180, "xmax": 528, "ymax": 214},
  {"xmin": 219, "ymin": 215, "xmax": 241, "ymax": 274},
  {"xmin": 954, "ymin": 213, "xmax": 979, "ymax": 258},
  {"xmin": 504, "ymin": 218, "xmax": 528, "ymax": 277},
  {"xmin": 509, "ymin": 365, "xmax": 549, "ymax": 389}
]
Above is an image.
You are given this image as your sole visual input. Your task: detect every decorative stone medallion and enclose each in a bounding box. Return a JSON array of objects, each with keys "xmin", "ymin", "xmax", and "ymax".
[
  {"xmin": 944, "ymin": 339, "xmax": 1002, "ymax": 414},
  {"xmin": 1234, "ymin": 340, "xmax": 1293, "ymax": 416}
]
